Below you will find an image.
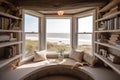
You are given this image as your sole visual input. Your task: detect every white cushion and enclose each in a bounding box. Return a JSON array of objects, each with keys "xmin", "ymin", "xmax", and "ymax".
[
  {"xmin": 83, "ymin": 53, "xmax": 98, "ymax": 66},
  {"xmin": 69, "ymin": 50, "xmax": 84, "ymax": 62},
  {"xmin": 33, "ymin": 50, "xmax": 47, "ymax": 62}
]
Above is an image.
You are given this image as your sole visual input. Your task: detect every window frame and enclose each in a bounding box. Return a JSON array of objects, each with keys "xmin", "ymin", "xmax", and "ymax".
[
  {"xmin": 45, "ymin": 17, "xmax": 72, "ymax": 54},
  {"xmin": 22, "ymin": 10, "xmax": 44, "ymax": 62},
  {"xmin": 75, "ymin": 11, "xmax": 95, "ymax": 55},
  {"xmin": 24, "ymin": 13, "xmax": 39, "ymax": 57}
]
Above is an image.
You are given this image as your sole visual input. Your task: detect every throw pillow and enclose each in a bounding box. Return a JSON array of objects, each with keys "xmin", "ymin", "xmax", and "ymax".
[
  {"xmin": 83, "ymin": 53, "xmax": 98, "ymax": 66},
  {"xmin": 69, "ymin": 50, "xmax": 84, "ymax": 62},
  {"xmin": 33, "ymin": 50, "xmax": 47, "ymax": 62}
]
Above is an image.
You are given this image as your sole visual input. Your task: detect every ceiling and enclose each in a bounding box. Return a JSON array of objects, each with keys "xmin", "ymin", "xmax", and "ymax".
[
  {"xmin": 39, "ymin": 7, "xmax": 94, "ymax": 15},
  {"xmin": 8, "ymin": 0, "xmax": 111, "ymax": 14}
]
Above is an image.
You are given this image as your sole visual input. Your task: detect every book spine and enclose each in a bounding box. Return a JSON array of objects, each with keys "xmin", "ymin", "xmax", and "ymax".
[
  {"xmin": 0, "ymin": 17, "xmax": 2, "ymax": 29},
  {"xmin": 119, "ymin": 17, "xmax": 120, "ymax": 29},
  {"xmin": 114, "ymin": 17, "xmax": 117, "ymax": 29}
]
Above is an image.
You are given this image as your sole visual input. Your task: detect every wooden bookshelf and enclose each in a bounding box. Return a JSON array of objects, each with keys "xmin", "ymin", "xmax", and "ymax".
[
  {"xmin": 0, "ymin": 54, "xmax": 22, "ymax": 68},
  {"xmin": 94, "ymin": 0, "xmax": 120, "ymax": 75},
  {"xmin": 95, "ymin": 53, "xmax": 120, "ymax": 74},
  {"xmin": 0, "ymin": 9, "xmax": 22, "ymax": 70}
]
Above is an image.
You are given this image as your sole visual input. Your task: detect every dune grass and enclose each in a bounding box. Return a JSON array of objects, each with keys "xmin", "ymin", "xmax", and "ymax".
[{"xmin": 25, "ymin": 40, "xmax": 92, "ymax": 54}]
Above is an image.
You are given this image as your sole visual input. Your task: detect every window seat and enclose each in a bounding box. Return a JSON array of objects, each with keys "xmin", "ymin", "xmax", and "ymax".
[{"xmin": 0, "ymin": 58, "xmax": 120, "ymax": 80}]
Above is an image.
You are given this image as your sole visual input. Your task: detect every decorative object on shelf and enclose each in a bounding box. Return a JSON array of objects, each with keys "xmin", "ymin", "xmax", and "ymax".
[
  {"xmin": 11, "ymin": 58, "xmax": 20, "ymax": 70},
  {"xmin": 108, "ymin": 34, "xmax": 120, "ymax": 46},
  {"xmin": 98, "ymin": 33, "xmax": 108, "ymax": 43},
  {"xmin": 116, "ymin": 41, "xmax": 120, "ymax": 48},
  {"xmin": 99, "ymin": 49, "xmax": 108, "ymax": 58},
  {"xmin": 9, "ymin": 33, "xmax": 17, "ymax": 42},
  {"xmin": 107, "ymin": 54, "xmax": 120, "ymax": 64},
  {"xmin": 99, "ymin": 21, "xmax": 106, "ymax": 30}
]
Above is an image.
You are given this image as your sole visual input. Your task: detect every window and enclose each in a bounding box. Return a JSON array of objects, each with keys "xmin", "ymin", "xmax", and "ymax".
[
  {"xmin": 46, "ymin": 18, "xmax": 71, "ymax": 53},
  {"xmin": 24, "ymin": 14, "xmax": 39, "ymax": 56},
  {"xmin": 77, "ymin": 16, "xmax": 93, "ymax": 55}
]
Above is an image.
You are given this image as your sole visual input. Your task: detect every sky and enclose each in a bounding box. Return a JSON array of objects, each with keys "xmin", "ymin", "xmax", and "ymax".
[
  {"xmin": 78, "ymin": 16, "xmax": 93, "ymax": 32},
  {"xmin": 25, "ymin": 14, "xmax": 39, "ymax": 32},
  {"xmin": 25, "ymin": 14, "xmax": 93, "ymax": 33},
  {"xmin": 46, "ymin": 19, "xmax": 70, "ymax": 33}
]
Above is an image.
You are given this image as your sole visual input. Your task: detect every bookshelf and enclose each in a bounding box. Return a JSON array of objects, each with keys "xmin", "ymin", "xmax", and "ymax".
[
  {"xmin": 95, "ymin": 53, "xmax": 120, "ymax": 74},
  {"xmin": 0, "ymin": 54, "xmax": 22, "ymax": 68},
  {"xmin": 95, "ymin": 0, "xmax": 120, "ymax": 75},
  {"xmin": 0, "ymin": 10, "xmax": 23, "ymax": 69}
]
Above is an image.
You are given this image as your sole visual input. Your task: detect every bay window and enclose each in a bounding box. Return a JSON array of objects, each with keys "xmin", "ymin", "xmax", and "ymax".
[
  {"xmin": 46, "ymin": 18, "xmax": 71, "ymax": 53},
  {"xmin": 77, "ymin": 16, "xmax": 93, "ymax": 55},
  {"xmin": 24, "ymin": 14, "xmax": 39, "ymax": 57}
]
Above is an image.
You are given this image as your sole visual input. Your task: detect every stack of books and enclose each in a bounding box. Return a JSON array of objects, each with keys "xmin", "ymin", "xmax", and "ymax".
[{"xmin": 4, "ymin": 45, "xmax": 17, "ymax": 59}]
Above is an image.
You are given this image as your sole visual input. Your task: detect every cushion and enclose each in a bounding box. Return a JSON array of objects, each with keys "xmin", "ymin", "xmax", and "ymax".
[
  {"xmin": 83, "ymin": 53, "xmax": 98, "ymax": 66},
  {"xmin": 33, "ymin": 50, "xmax": 47, "ymax": 62},
  {"xmin": 69, "ymin": 50, "xmax": 84, "ymax": 62}
]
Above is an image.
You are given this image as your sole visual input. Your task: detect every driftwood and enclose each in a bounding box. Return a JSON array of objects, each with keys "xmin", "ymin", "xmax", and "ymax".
[
  {"xmin": 0, "ymin": 0, "xmax": 21, "ymax": 16},
  {"xmin": 99, "ymin": 0, "xmax": 120, "ymax": 12}
]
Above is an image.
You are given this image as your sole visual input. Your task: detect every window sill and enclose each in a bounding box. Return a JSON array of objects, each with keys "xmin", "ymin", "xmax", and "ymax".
[
  {"xmin": 20, "ymin": 54, "xmax": 34, "ymax": 65},
  {"xmin": 46, "ymin": 51, "xmax": 69, "ymax": 58},
  {"xmin": 20, "ymin": 52, "xmax": 69, "ymax": 65}
]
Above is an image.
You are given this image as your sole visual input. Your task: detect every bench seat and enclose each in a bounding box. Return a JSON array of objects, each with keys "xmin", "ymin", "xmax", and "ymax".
[{"xmin": 0, "ymin": 58, "xmax": 120, "ymax": 80}]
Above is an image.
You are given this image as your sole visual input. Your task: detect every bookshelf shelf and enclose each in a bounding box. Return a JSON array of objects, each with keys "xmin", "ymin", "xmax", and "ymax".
[
  {"xmin": 0, "ymin": 29, "xmax": 22, "ymax": 33},
  {"xmin": 95, "ymin": 11, "xmax": 120, "ymax": 22},
  {"xmin": 0, "ymin": 54, "xmax": 22, "ymax": 68},
  {"xmin": 0, "ymin": 12, "xmax": 21, "ymax": 20},
  {"xmin": 94, "ymin": 41, "xmax": 120, "ymax": 51},
  {"xmin": 95, "ymin": 53, "xmax": 120, "ymax": 74},
  {"xmin": 0, "ymin": 41, "xmax": 23, "ymax": 48},
  {"xmin": 94, "ymin": 30, "xmax": 120, "ymax": 33}
]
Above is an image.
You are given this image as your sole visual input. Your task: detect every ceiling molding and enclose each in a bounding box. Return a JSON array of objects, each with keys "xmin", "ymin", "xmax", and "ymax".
[{"xmin": 7, "ymin": 0, "xmax": 111, "ymax": 11}]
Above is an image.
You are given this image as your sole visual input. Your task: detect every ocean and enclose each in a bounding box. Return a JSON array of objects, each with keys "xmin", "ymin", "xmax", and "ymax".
[{"xmin": 26, "ymin": 33, "xmax": 92, "ymax": 45}]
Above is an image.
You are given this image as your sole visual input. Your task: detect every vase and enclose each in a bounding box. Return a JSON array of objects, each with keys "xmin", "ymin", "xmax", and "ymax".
[{"xmin": 58, "ymin": 52, "xmax": 64, "ymax": 61}]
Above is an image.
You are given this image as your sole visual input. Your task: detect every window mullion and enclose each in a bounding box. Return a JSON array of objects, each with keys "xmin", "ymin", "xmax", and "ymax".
[{"xmin": 77, "ymin": 32, "xmax": 92, "ymax": 34}]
